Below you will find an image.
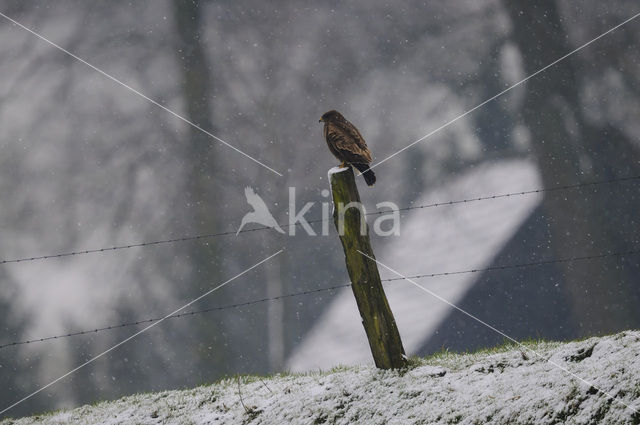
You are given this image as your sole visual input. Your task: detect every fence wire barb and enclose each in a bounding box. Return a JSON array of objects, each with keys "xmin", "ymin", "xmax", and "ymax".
[
  {"xmin": 1, "ymin": 174, "xmax": 639, "ymax": 266},
  {"xmin": 2, "ymin": 246, "xmax": 639, "ymax": 350}
]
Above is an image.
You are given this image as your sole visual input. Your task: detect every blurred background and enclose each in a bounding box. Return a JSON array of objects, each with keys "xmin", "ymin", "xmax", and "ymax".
[{"xmin": 1, "ymin": 0, "xmax": 639, "ymax": 418}]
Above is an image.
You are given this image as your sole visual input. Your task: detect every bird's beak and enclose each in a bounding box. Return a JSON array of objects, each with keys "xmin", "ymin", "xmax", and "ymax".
[{"xmin": 319, "ymin": 118, "xmax": 323, "ymax": 123}]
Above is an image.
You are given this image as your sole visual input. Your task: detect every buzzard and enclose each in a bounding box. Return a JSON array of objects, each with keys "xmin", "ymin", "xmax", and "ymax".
[{"xmin": 319, "ymin": 110, "xmax": 376, "ymax": 186}]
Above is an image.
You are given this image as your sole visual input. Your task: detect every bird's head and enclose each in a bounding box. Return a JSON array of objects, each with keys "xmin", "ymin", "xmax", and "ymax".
[{"xmin": 319, "ymin": 110, "xmax": 343, "ymax": 123}]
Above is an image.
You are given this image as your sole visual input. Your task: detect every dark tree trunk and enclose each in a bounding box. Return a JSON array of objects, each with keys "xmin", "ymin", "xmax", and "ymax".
[
  {"xmin": 172, "ymin": 0, "xmax": 225, "ymax": 372},
  {"xmin": 504, "ymin": 1, "xmax": 640, "ymax": 336}
]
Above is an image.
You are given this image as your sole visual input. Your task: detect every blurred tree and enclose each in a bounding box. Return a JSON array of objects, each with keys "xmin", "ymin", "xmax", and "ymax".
[
  {"xmin": 0, "ymin": 278, "xmax": 36, "ymax": 419},
  {"xmin": 504, "ymin": 0, "xmax": 640, "ymax": 336},
  {"xmin": 171, "ymin": 0, "xmax": 226, "ymax": 377},
  {"xmin": 473, "ymin": 39, "xmax": 516, "ymax": 157}
]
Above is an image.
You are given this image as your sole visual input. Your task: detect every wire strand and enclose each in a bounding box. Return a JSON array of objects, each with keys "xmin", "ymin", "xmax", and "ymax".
[
  {"xmin": 1, "ymin": 174, "xmax": 638, "ymax": 266},
  {"xmin": 2, "ymin": 246, "xmax": 638, "ymax": 350}
]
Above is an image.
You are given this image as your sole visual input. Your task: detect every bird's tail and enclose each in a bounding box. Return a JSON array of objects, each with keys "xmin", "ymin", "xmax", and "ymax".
[{"xmin": 353, "ymin": 163, "xmax": 376, "ymax": 186}]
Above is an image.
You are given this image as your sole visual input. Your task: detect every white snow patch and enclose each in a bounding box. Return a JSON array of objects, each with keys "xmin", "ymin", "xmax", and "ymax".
[
  {"xmin": 327, "ymin": 166, "xmax": 351, "ymax": 179},
  {"xmin": 3, "ymin": 331, "xmax": 640, "ymax": 424}
]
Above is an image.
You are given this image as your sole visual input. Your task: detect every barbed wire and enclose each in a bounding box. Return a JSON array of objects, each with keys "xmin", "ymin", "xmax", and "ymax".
[
  {"xmin": 2, "ymin": 246, "xmax": 638, "ymax": 350},
  {"xmin": 0, "ymin": 283, "xmax": 353, "ymax": 350},
  {"xmin": 1, "ymin": 174, "xmax": 638, "ymax": 266},
  {"xmin": 364, "ymin": 174, "xmax": 640, "ymax": 216},
  {"xmin": 382, "ymin": 248, "xmax": 640, "ymax": 280}
]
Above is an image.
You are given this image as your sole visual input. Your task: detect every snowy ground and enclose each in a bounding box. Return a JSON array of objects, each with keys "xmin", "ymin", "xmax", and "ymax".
[{"xmin": 3, "ymin": 331, "xmax": 640, "ymax": 424}]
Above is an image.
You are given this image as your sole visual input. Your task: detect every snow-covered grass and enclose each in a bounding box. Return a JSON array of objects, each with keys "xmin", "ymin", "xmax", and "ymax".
[{"xmin": 3, "ymin": 331, "xmax": 640, "ymax": 424}]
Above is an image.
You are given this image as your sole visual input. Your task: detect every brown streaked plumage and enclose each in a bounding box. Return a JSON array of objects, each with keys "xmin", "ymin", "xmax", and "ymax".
[{"xmin": 319, "ymin": 110, "xmax": 376, "ymax": 186}]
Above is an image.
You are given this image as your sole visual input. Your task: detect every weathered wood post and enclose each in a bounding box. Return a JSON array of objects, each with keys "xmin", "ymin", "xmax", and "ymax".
[{"xmin": 329, "ymin": 166, "xmax": 407, "ymax": 369}]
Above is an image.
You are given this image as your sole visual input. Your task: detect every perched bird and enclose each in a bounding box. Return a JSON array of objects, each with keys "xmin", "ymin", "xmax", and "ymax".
[
  {"xmin": 319, "ymin": 110, "xmax": 376, "ymax": 186},
  {"xmin": 236, "ymin": 187, "xmax": 285, "ymax": 235}
]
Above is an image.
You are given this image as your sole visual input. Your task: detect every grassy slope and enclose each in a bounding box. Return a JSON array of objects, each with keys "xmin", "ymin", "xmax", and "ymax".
[{"xmin": 2, "ymin": 331, "xmax": 640, "ymax": 424}]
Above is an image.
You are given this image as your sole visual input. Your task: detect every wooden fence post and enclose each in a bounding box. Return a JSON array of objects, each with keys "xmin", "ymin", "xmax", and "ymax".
[{"xmin": 329, "ymin": 166, "xmax": 407, "ymax": 369}]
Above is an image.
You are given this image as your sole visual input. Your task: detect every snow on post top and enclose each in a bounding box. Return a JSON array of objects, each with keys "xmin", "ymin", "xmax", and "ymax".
[{"xmin": 327, "ymin": 166, "xmax": 350, "ymax": 180}]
